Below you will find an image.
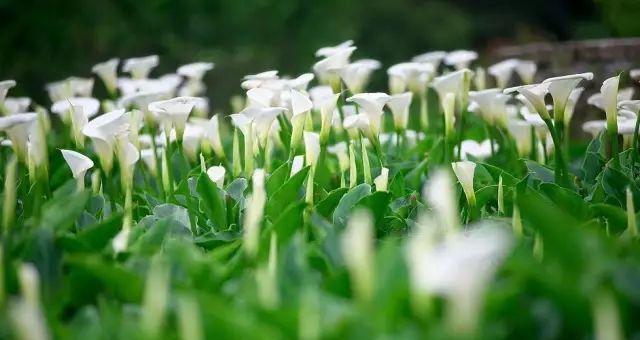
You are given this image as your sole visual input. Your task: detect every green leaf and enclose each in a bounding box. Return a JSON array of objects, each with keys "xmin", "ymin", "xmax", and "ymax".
[
  {"xmin": 525, "ymin": 160, "xmax": 555, "ymax": 184},
  {"xmin": 333, "ymin": 184, "xmax": 371, "ymax": 229},
  {"xmin": 75, "ymin": 212, "xmax": 124, "ymax": 251},
  {"xmin": 266, "ymin": 161, "xmax": 291, "ymax": 195},
  {"xmin": 269, "ymin": 202, "xmax": 306, "ymax": 245},
  {"xmin": 539, "ymin": 183, "xmax": 592, "ymax": 221},
  {"xmin": 39, "ymin": 189, "xmax": 91, "ymax": 232},
  {"xmin": 601, "ymin": 164, "xmax": 640, "ymax": 207},
  {"xmin": 196, "ymin": 172, "xmax": 227, "ymax": 229},
  {"xmin": 266, "ymin": 166, "xmax": 310, "ymax": 219},
  {"xmin": 590, "ymin": 203, "xmax": 627, "ymax": 234},
  {"xmin": 66, "ymin": 256, "xmax": 143, "ymax": 302},
  {"xmin": 315, "ymin": 187, "xmax": 348, "ymax": 219},
  {"xmin": 356, "ymin": 191, "xmax": 391, "ymax": 232}
]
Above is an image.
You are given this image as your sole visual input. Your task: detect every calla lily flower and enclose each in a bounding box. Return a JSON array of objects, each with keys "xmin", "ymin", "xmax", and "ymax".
[
  {"xmin": 241, "ymin": 70, "xmax": 279, "ymax": 90},
  {"xmin": 432, "ymin": 68, "xmax": 473, "ymax": 112},
  {"xmin": 123, "ymin": 55, "xmax": 159, "ymax": 79},
  {"xmin": 60, "ymin": 149, "xmax": 94, "ymax": 189},
  {"xmin": 346, "ymin": 92, "xmax": 390, "ymax": 136},
  {"xmin": 515, "ymin": 60, "xmax": 537, "ymax": 84},
  {"xmin": 243, "ymin": 106, "xmax": 286, "ymax": 149},
  {"xmin": 469, "ymin": 89, "xmax": 510, "ymax": 126},
  {"xmin": 341, "ymin": 209, "xmax": 374, "ymax": 301},
  {"xmin": 343, "ymin": 113, "xmax": 372, "ymax": 141},
  {"xmin": 452, "ymin": 161, "xmax": 477, "ymax": 207},
  {"xmin": 386, "ymin": 92, "xmax": 413, "ymax": 131},
  {"xmin": 504, "ymin": 83, "xmax": 550, "ymax": 120},
  {"xmin": 206, "ymin": 165, "xmax": 226, "ymax": 188},
  {"xmin": 92, "ymin": 58, "xmax": 119, "ymax": 95},
  {"xmin": 182, "ymin": 123, "xmax": 205, "ymax": 161},
  {"xmin": 443, "ymin": 93, "xmax": 456, "ymax": 137},
  {"xmin": 0, "ymin": 113, "xmax": 38, "ymax": 161},
  {"xmin": 587, "ymin": 87, "xmax": 634, "ymax": 112},
  {"xmin": 82, "ymin": 109, "xmax": 130, "ymax": 173},
  {"xmin": 51, "ymin": 97, "xmax": 100, "ymax": 123},
  {"xmin": 290, "ymin": 155, "xmax": 304, "ymax": 177},
  {"xmin": 374, "ymin": 167, "xmax": 389, "ymax": 192},
  {"xmin": 542, "ymin": 73, "xmax": 593, "ymax": 122},
  {"xmin": 244, "ymin": 168, "xmax": 266, "ymax": 258},
  {"xmin": 488, "ymin": 59, "xmax": 519, "ymax": 89},
  {"xmin": 45, "ymin": 77, "xmax": 94, "ymax": 102},
  {"xmin": 387, "ymin": 62, "xmax": 435, "ymax": 95},
  {"xmin": 598, "ymin": 75, "xmax": 621, "ymax": 139},
  {"xmin": 309, "ymin": 86, "xmax": 340, "ymax": 144},
  {"xmin": 177, "ymin": 62, "xmax": 214, "ymax": 80},
  {"xmin": 412, "ymin": 51, "xmax": 447, "ymax": 69},
  {"xmin": 148, "ymin": 96, "xmax": 203, "ymax": 140},
  {"xmin": 203, "ymin": 114, "xmax": 226, "ymax": 160},
  {"xmin": 456, "ymin": 140, "xmax": 495, "ymax": 160},
  {"xmin": 4, "ymin": 97, "xmax": 31, "ymax": 115},
  {"xmin": 286, "ymin": 73, "xmax": 315, "ymax": 92},
  {"xmin": 0, "ymin": 80, "xmax": 17, "ymax": 112},
  {"xmin": 444, "ymin": 50, "xmax": 478, "ymax": 70},
  {"xmin": 289, "ymin": 89, "xmax": 313, "ymax": 152},
  {"xmin": 582, "ymin": 120, "xmax": 606, "ymax": 138},
  {"xmin": 337, "ymin": 59, "xmax": 381, "ymax": 94},
  {"xmin": 507, "ymin": 120, "xmax": 533, "ymax": 156},
  {"xmin": 316, "ymin": 40, "xmax": 354, "ymax": 57},
  {"xmin": 313, "ymin": 46, "xmax": 356, "ymax": 91},
  {"xmin": 303, "ymin": 131, "xmax": 320, "ymax": 167},
  {"xmin": 563, "ymin": 87, "xmax": 585, "ymax": 125},
  {"xmin": 246, "ymin": 87, "xmax": 278, "ymax": 108}
]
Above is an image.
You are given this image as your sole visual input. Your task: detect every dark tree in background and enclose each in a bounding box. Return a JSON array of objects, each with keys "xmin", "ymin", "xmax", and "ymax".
[{"xmin": 0, "ymin": 0, "xmax": 636, "ymax": 110}]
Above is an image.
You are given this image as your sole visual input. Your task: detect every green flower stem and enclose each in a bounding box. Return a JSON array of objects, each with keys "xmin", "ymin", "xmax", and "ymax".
[
  {"xmin": 543, "ymin": 118, "xmax": 569, "ymax": 188},
  {"xmin": 420, "ymin": 92, "xmax": 429, "ymax": 131},
  {"xmin": 632, "ymin": 117, "xmax": 640, "ymax": 166}
]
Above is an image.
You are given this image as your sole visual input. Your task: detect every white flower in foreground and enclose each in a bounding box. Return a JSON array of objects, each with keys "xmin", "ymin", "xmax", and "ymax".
[
  {"xmin": 303, "ymin": 131, "xmax": 320, "ymax": 167},
  {"xmin": 346, "ymin": 92, "xmax": 390, "ymax": 136},
  {"xmin": 60, "ymin": 149, "xmax": 94, "ymax": 179},
  {"xmin": 412, "ymin": 51, "xmax": 447, "ymax": 69},
  {"xmin": 601, "ymin": 75, "xmax": 621, "ymax": 133},
  {"xmin": 148, "ymin": 97, "xmax": 203, "ymax": 139},
  {"xmin": 316, "ymin": 40, "xmax": 354, "ymax": 57},
  {"xmin": 452, "ymin": 161, "xmax": 477, "ymax": 207},
  {"xmin": 515, "ymin": 60, "xmax": 537, "ymax": 84},
  {"xmin": 92, "ymin": 58, "xmax": 119, "ymax": 95},
  {"xmin": 507, "ymin": 120, "xmax": 533, "ymax": 156},
  {"xmin": 425, "ymin": 169, "xmax": 459, "ymax": 233},
  {"xmin": 341, "ymin": 209, "xmax": 374, "ymax": 301},
  {"xmin": 51, "ymin": 97, "xmax": 100, "ymax": 122},
  {"xmin": 290, "ymin": 155, "xmax": 304, "ymax": 177},
  {"xmin": 123, "ymin": 55, "xmax": 159, "ymax": 79},
  {"xmin": 542, "ymin": 73, "xmax": 593, "ymax": 119},
  {"xmin": 504, "ymin": 83, "xmax": 550, "ymax": 120},
  {"xmin": 405, "ymin": 224, "xmax": 512, "ymax": 335},
  {"xmin": 177, "ymin": 62, "xmax": 214, "ymax": 80},
  {"xmin": 387, "ymin": 62, "xmax": 435, "ymax": 95},
  {"xmin": 456, "ymin": 140, "xmax": 495, "ymax": 160},
  {"xmin": 204, "ymin": 114, "xmax": 226, "ymax": 159},
  {"xmin": 488, "ymin": 59, "xmax": 519, "ymax": 89},
  {"xmin": 337, "ymin": 59, "xmax": 381, "ymax": 94},
  {"xmin": 206, "ymin": 165, "xmax": 226, "ymax": 188},
  {"xmin": 386, "ymin": 92, "xmax": 413, "ymax": 130},
  {"xmin": 469, "ymin": 89, "xmax": 510, "ymax": 126},
  {"xmin": 374, "ymin": 167, "xmax": 389, "ymax": 192},
  {"xmin": 328, "ymin": 142, "xmax": 349, "ymax": 172},
  {"xmin": 444, "ymin": 50, "xmax": 478, "ymax": 70},
  {"xmin": 244, "ymin": 169, "xmax": 266, "ymax": 258},
  {"xmin": 0, "ymin": 113, "xmax": 38, "ymax": 162},
  {"xmin": 313, "ymin": 46, "xmax": 356, "ymax": 91},
  {"xmin": 4, "ymin": 97, "xmax": 31, "ymax": 115}
]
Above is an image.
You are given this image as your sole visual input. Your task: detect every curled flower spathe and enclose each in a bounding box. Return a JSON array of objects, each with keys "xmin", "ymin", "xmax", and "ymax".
[
  {"xmin": 123, "ymin": 55, "xmax": 159, "ymax": 79},
  {"xmin": 206, "ymin": 165, "xmax": 226, "ymax": 188},
  {"xmin": 452, "ymin": 161, "xmax": 477, "ymax": 207},
  {"xmin": 148, "ymin": 96, "xmax": 203, "ymax": 140},
  {"xmin": 386, "ymin": 92, "xmax": 413, "ymax": 131},
  {"xmin": 92, "ymin": 58, "xmax": 119, "ymax": 95}
]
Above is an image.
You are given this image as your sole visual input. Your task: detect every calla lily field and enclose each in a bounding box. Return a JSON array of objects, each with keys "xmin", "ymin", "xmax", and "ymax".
[{"xmin": 1, "ymin": 40, "xmax": 640, "ymax": 339}]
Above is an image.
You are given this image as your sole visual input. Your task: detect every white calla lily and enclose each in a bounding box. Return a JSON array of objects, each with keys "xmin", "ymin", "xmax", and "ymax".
[
  {"xmin": 346, "ymin": 92, "xmax": 390, "ymax": 136},
  {"xmin": 148, "ymin": 96, "xmax": 203, "ymax": 140},
  {"xmin": 456, "ymin": 140, "xmax": 495, "ymax": 160},
  {"xmin": 51, "ymin": 97, "xmax": 100, "ymax": 124},
  {"xmin": 387, "ymin": 62, "xmax": 435, "ymax": 95},
  {"xmin": 303, "ymin": 131, "xmax": 320, "ymax": 167},
  {"xmin": 469, "ymin": 89, "xmax": 510, "ymax": 126},
  {"xmin": 244, "ymin": 168, "xmax": 266, "ymax": 258},
  {"xmin": 582, "ymin": 120, "xmax": 606, "ymax": 138},
  {"xmin": 337, "ymin": 59, "xmax": 381, "ymax": 94},
  {"xmin": 123, "ymin": 55, "xmax": 159, "ymax": 79},
  {"xmin": 315, "ymin": 40, "xmax": 354, "ymax": 57},
  {"xmin": 488, "ymin": 59, "xmax": 519, "ymax": 89},
  {"xmin": 507, "ymin": 120, "xmax": 533, "ymax": 156},
  {"xmin": 504, "ymin": 83, "xmax": 550, "ymax": 120},
  {"xmin": 542, "ymin": 73, "xmax": 593, "ymax": 122},
  {"xmin": 386, "ymin": 92, "xmax": 413, "ymax": 131},
  {"xmin": 374, "ymin": 167, "xmax": 389, "ymax": 192},
  {"xmin": 177, "ymin": 62, "xmax": 214, "ymax": 80},
  {"xmin": 82, "ymin": 109, "xmax": 130, "ymax": 173},
  {"xmin": 452, "ymin": 161, "xmax": 477, "ymax": 207},
  {"xmin": 206, "ymin": 165, "xmax": 226, "ymax": 188},
  {"xmin": 286, "ymin": 73, "xmax": 315, "ymax": 92},
  {"xmin": 444, "ymin": 50, "xmax": 478, "ymax": 70},
  {"xmin": 564, "ymin": 87, "xmax": 585, "ymax": 125},
  {"xmin": 425, "ymin": 169, "xmax": 459, "ymax": 233},
  {"xmin": 515, "ymin": 60, "xmax": 537, "ymax": 84},
  {"xmin": 412, "ymin": 51, "xmax": 447, "ymax": 69},
  {"xmin": 0, "ymin": 80, "xmax": 17, "ymax": 113},
  {"xmin": 92, "ymin": 58, "xmax": 119, "ymax": 95},
  {"xmin": 290, "ymin": 155, "xmax": 304, "ymax": 177},
  {"xmin": 60, "ymin": 149, "xmax": 94, "ymax": 190},
  {"xmin": 432, "ymin": 68, "xmax": 473, "ymax": 112},
  {"xmin": 328, "ymin": 142, "xmax": 350, "ymax": 172},
  {"xmin": 289, "ymin": 89, "xmax": 313, "ymax": 153},
  {"xmin": 3, "ymin": 97, "xmax": 31, "ymax": 114},
  {"xmin": 0, "ymin": 113, "xmax": 38, "ymax": 162},
  {"xmin": 341, "ymin": 209, "xmax": 374, "ymax": 301},
  {"xmin": 601, "ymin": 75, "xmax": 621, "ymax": 133},
  {"xmin": 313, "ymin": 46, "xmax": 356, "ymax": 91}
]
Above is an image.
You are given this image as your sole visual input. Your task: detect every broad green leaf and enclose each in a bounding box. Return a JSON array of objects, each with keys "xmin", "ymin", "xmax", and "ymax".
[
  {"xmin": 333, "ymin": 183, "xmax": 371, "ymax": 229},
  {"xmin": 266, "ymin": 161, "xmax": 290, "ymax": 195},
  {"xmin": 196, "ymin": 172, "xmax": 227, "ymax": 229},
  {"xmin": 40, "ymin": 189, "xmax": 91, "ymax": 232},
  {"xmin": 266, "ymin": 166, "xmax": 310, "ymax": 219},
  {"xmin": 315, "ymin": 187, "xmax": 348, "ymax": 219}
]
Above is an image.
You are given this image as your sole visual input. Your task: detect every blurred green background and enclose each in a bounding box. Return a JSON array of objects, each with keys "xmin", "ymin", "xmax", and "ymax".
[{"xmin": 1, "ymin": 0, "xmax": 639, "ymax": 111}]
